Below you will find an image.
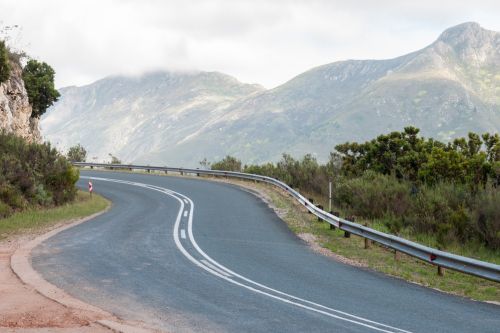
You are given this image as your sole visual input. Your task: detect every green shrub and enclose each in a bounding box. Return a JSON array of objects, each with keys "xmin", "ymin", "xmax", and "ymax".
[
  {"xmin": 472, "ymin": 186, "xmax": 500, "ymax": 250},
  {"xmin": 333, "ymin": 171, "xmax": 411, "ymax": 220},
  {"xmin": 212, "ymin": 155, "xmax": 242, "ymax": 172},
  {"xmin": 0, "ymin": 131, "xmax": 78, "ymax": 218}
]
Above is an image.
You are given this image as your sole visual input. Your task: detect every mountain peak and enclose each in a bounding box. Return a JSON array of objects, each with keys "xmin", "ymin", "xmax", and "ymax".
[{"xmin": 437, "ymin": 22, "xmax": 495, "ymax": 45}]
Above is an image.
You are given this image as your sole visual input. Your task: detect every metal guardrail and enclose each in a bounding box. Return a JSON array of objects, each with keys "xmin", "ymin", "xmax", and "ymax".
[{"xmin": 74, "ymin": 162, "xmax": 500, "ymax": 282}]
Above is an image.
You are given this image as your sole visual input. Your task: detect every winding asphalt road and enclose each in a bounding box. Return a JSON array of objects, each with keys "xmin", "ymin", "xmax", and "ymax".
[{"xmin": 32, "ymin": 171, "xmax": 499, "ymax": 332}]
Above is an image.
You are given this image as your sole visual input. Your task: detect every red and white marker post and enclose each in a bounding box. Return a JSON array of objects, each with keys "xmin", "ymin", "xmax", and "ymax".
[{"xmin": 88, "ymin": 181, "xmax": 93, "ymax": 198}]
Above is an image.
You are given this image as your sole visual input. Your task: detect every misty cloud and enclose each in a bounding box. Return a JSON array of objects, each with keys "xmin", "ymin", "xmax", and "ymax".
[{"xmin": 1, "ymin": 0, "xmax": 499, "ymax": 88}]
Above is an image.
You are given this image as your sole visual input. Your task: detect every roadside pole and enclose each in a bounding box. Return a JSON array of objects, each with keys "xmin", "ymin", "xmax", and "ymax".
[{"xmin": 328, "ymin": 180, "xmax": 332, "ymax": 212}]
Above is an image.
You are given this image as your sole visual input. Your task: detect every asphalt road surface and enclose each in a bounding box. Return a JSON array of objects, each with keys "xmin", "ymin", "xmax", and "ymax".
[{"xmin": 32, "ymin": 171, "xmax": 499, "ymax": 332}]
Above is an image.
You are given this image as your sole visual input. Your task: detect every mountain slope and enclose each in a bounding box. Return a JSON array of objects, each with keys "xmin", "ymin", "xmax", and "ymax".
[
  {"xmin": 42, "ymin": 22, "xmax": 500, "ymax": 166},
  {"xmin": 42, "ymin": 71, "xmax": 263, "ymax": 163}
]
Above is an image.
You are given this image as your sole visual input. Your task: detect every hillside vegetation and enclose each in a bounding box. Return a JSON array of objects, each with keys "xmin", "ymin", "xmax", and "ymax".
[
  {"xmin": 0, "ymin": 131, "xmax": 78, "ymax": 218},
  {"xmin": 212, "ymin": 127, "xmax": 500, "ymax": 253}
]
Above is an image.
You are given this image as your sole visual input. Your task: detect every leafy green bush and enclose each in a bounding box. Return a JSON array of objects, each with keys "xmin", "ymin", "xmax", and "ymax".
[
  {"xmin": 333, "ymin": 171, "xmax": 411, "ymax": 220},
  {"xmin": 22, "ymin": 59, "xmax": 60, "ymax": 118},
  {"xmin": 0, "ymin": 131, "xmax": 78, "ymax": 218},
  {"xmin": 471, "ymin": 186, "xmax": 500, "ymax": 249},
  {"xmin": 0, "ymin": 40, "xmax": 10, "ymax": 83}
]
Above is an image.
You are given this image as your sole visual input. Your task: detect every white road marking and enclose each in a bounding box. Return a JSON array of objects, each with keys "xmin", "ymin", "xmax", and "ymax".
[
  {"xmin": 201, "ymin": 259, "xmax": 232, "ymax": 277},
  {"xmin": 80, "ymin": 176, "xmax": 412, "ymax": 333},
  {"xmin": 180, "ymin": 229, "xmax": 186, "ymax": 239},
  {"xmin": 183, "ymin": 211, "xmax": 188, "ymax": 217}
]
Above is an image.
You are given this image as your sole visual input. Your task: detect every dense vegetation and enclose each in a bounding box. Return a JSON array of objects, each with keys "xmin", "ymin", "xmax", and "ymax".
[
  {"xmin": 209, "ymin": 127, "xmax": 500, "ymax": 251},
  {"xmin": 0, "ymin": 131, "xmax": 79, "ymax": 218},
  {"xmin": 22, "ymin": 59, "xmax": 60, "ymax": 118},
  {"xmin": 0, "ymin": 40, "xmax": 10, "ymax": 83}
]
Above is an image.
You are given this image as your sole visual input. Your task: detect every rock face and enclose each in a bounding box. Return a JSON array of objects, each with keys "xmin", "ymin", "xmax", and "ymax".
[
  {"xmin": 42, "ymin": 22, "xmax": 500, "ymax": 166},
  {"xmin": 0, "ymin": 60, "xmax": 41, "ymax": 142}
]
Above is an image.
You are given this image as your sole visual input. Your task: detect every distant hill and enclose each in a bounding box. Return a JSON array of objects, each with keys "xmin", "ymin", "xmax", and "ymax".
[
  {"xmin": 42, "ymin": 22, "xmax": 500, "ymax": 166},
  {"xmin": 41, "ymin": 71, "xmax": 263, "ymax": 164}
]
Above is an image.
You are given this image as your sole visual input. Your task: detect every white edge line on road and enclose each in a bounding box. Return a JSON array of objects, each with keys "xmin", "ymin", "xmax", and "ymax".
[
  {"xmin": 82, "ymin": 176, "xmax": 412, "ymax": 333},
  {"xmin": 201, "ymin": 260, "xmax": 232, "ymax": 277}
]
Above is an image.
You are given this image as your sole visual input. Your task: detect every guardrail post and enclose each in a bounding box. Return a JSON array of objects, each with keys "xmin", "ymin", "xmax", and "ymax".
[
  {"xmin": 344, "ymin": 216, "xmax": 352, "ymax": 238},
  {"xmin": 147, "ymin": 169, "xmax": 150, "ymax": 173},
  {"xmin": 330, "ymin": 211, "xmax": 338, "ymax": 230},
  {"xmin": 438, "ymin": 265, "xmax": 445, "ymax": 276},
  {"xmin": 395, "ymin": 250, "xmax": 401, "ymax": 261},
  {"xmin": 90, "ymin": 165, "xmax": 94, "ymax": 169},
  {"xmin": 316, "ymin": 205, "xmax": 323, "ymax": 221},
  {"xmin": 364, "ymin": 223, "xmax": 371, "ymax": 249},
  {"xmin": 164, "ymin": 170, "xmax": 168, "ymax": 174},
  {"xmin": 180, "ymin": 171, "xmax": 184, "ymax": 176},
  {"xmin": 307, "ymin": 198, "xmax": 314, "ymax": 214}
]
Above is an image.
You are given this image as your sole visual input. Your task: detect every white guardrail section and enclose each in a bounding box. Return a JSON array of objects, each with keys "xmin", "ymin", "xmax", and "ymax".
[{"xmin": 74, "ymin": 162, "xmax": 500, "ymax": 282}]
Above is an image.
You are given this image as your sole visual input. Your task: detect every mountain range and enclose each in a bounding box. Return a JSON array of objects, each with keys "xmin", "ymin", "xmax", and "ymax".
[{"xmin": 42, "ymin": 22, "xmax": 500, "ymax": 166}]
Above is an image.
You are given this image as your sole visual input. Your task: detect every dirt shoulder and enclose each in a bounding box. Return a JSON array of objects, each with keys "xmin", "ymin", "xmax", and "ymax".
[
  {"xmin": 0, "ymin": 211, "xmax": 163, "ymax": 333},
  {"xmin": 0, "ymin": 222, "xmax": 113, "ymax": 332}
]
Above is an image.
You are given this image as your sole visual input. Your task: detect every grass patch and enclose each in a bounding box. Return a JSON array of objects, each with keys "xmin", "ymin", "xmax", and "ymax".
[{"xmin": 0, "ymin": 190, "xmax": 110, "ymax": 240}]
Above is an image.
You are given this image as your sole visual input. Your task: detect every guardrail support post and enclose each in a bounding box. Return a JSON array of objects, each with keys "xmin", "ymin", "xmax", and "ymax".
[
  {"xmin": 90, "ymin": 165, "xmax": 94, "ymax": 169},
  {"xmin": 180, "ymin": 171, "xmax": 184, "ymax": 176},
  {"xmin": 330, "ymin": 211, "xmax": 338, "ymax": 230},
  {"xmin": 395, "ymin": 250, "xmax": 401, "ymax": 261},
  {"xmin": 344, "ymin": 216, "xmax": 352, "ymax": 238},
  {"xmin": 316, "ymin": 205, "xmax": 323, "ymax": 221},
  {"xmin": 147, "ymin": 169, "xmax": 150, "ymax": 173},
  {"xmin": 364, "ymin": 223, "xmax": 371, "ymax": 249},
  {"xmin": 307, "ymin": 198, "xmax": 314, "ymax": 214},
  {"xmin": 438, "ymin": 265, "xmax": 445, "ymax": 276},
  {"xmin": 164, "ymin": 170, "xmax": 168, "ymax": 174}
]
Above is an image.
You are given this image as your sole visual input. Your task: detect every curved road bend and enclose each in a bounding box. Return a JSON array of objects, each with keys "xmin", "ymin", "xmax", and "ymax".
[{"xmin": 32, "ymin": 171, "xmax": 499, "ymax": 332}]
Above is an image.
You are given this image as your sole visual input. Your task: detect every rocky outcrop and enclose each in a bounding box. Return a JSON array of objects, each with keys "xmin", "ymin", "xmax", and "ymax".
[{"xmin": 0, "ymin": 59, "xmax": 41, "ymax": 142}]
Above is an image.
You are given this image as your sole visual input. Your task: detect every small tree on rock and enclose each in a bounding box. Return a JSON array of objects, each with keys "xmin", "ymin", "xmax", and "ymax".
[{"xmin": 22, "ymin": 59, "xmax": 60, "ymax": 118}]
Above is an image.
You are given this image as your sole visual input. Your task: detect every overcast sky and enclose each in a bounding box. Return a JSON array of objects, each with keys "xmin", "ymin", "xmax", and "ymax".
[{"xmin": 1, "ymin": 0, "xmax": 500, "ymax": 89}]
